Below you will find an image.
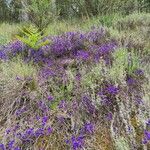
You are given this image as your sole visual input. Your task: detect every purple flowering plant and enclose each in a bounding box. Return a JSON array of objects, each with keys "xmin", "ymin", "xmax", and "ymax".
[{"xmin": 0, "ymin": 25, "xmax": 148, "ymax": 150}]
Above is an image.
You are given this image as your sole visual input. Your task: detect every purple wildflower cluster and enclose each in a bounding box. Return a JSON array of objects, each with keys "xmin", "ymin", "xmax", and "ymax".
[
  {"xmin": 66, "ymin": 135, "xmax": 84, "ymax": 150},
  {"xmin": 50, "ymin": 32, "xmax": 85, "ymax": 57},
  {"xmin": 142, "ymin": 120, "xmax": 150, "ymax": 144},
  {"xmin": 143, "ymin": 130, "xmax": 150, "ymax": 144},
  {"xmin": 0, "ymin": 102, "xmax": 53, "ymax": 149},
  {"xmin": 82, "ymin": 122, "xmax": 95, "ymax": 134},
  {"xmin": 66, "ymin": 122, "xmax": 94, "ymax": 150},
  {"xmin": 0, "ymin": 25, "xmax": 148, "ymax": 150},
  {"xmin": 0, "ymin": 27, "xmax": 117, "ymax": 66},
  {"xmin": 82, "ymin": 96, "xmax": 97, "ymax": 115},
  {"xmin": 98, "ymin": 84, "xmax": 119, "ymax": 106}
]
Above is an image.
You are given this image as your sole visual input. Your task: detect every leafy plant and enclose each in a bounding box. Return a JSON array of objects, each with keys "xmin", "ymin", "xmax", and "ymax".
[
  {"xmin": 0, "ymin": 56, "xmax": 37, "ymax": 79},
  {"xmin": 109, "ymin": 48, "xmax": 140, "ymax": 81},
  {"xmin": 26, "ymin": 0, "xmax": 58, "ymax": 31},
  {"xmin": 109, "ymin": 48, "xmax": 128, "ymax": 81},
  {"xmin": 16, "ymin": 25, "xmax": 50, "ymax": 50},
  {"xmin": 127, "ymin": 50, "xmax": 140, "ymax": 75},
  {"xmin": 99, "ymin": 14, "xmax": 121, "ymax": 27},
  {"xmin": 114, "ymin": 13, "xmax": 150, "ymax": 31}
]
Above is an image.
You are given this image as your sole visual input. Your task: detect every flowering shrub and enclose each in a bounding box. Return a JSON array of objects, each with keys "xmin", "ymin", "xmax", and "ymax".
[{"xmin": 0, "ymin": 26, "xmax": 149, "ymax": 150}]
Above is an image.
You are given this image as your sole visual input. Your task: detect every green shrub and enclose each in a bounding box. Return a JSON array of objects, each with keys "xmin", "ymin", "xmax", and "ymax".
[
  {"xmin": 127, "ymin": 50, "xmax": 140, "ymax": 75},
  {"xmin": 99, "ymin": 14, "xmax": 121, "ymax": 27},
  {"xmin": 26, "ymin": 0, "xmax": 58, "ymax": 31},
  {"xmin": 108, "ymin": 48, "xmax": 128, "ymax": 82},
  {"xmin": 113, "ymin": 13, "xmax": 150, "ymax": 31},
  {"xmin": 0, "ymin": 57, "xmax": 37, "ymax": 79},
  {"xmin": 0, "ymin": 23, "xmax": 20, "ymax": 44}
]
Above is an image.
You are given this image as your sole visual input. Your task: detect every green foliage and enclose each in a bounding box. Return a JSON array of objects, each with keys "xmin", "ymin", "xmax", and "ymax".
[
  {"xmin": 127, "ymin": 50, "xmax": 140, "ymax": 75},
  {"xmin": 16, "ymin": 25, "xmax": 50, "ymax": 50},
  {"xmin": 1, "ymin": 0, "xmax": 150, "ymax": 23},
  {"xmin": 109, "ymin": 48, "xmax": 140, "ymax": 81},
  {"xmin": 109, "ymin": 48, "xmax": 128, "ymax": 82},
  {"xmin": 9, "ymin": 0, "xmax": 22, "ymax": 22},
  {"xmin": 0, "ymin": 56, "xmax": 37, "ymax": 79},
  {"xmin": 81, "ymin": 62, "xmax": 104, "ymax": 88},
  {"xmin": 0, "ymin": 23, "xmax": 20, "ymax": 44},
  {"xmin": 48, "ymin": 68, "xmax": 75, "ymax": 110},
  {"xmin": 0, "ymin": 35, "xmax": 8, "ymax": 45},
  {"xmin": 26, "ymin": 0, "xmax": 58, "ymax": 30},
  {"xmin": 114, "ymin": 13, "xmax": 150, "ymax": 31},
  {"xmin": 99, "ymin": 14, "xmax": 121, "ymax": 27},
  {"xmin": 0, "ymin": 0, "xmax": 11, "ymax": 22},
  {"xmin": 115, "ymin": 137, "xmax": 130, "ymax": 150}
]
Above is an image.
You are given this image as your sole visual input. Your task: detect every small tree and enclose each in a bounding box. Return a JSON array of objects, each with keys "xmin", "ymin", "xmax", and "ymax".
[{"xmin": 26, "ymin": 0, "xmax": 58, "ymax": 31}]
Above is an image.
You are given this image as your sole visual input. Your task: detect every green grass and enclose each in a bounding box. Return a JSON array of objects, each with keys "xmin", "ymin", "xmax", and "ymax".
[
  {"xmin": 0, "ymin": 23, "xmax": 22, "ymax": 45},
  {"xmin": 0, "ymin": 57, "xmax": 37, "ymax": 79},
  {"xmin": 0, "ymin": 13, "xmax": 121, "ymax": 44}
]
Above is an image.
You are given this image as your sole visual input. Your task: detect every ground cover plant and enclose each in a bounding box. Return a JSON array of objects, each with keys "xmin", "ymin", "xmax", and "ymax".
[
  {"xmin": 0, "ymin": 1, "xmax": 150, "ymax": 149},
  {"xmin": 0, "ymin": 19, "xmax": 150, "ymax": 149}
]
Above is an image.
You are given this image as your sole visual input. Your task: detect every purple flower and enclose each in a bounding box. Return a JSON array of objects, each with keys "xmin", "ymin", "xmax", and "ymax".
[
  {"xmin": 86, "ymin": 28, "xmax": 106, "ymax": 43},
  {"xmin": 71, "ymin": 100, "xmax": 78, "ymax": 111},
  {"xmin": 135, "ymin": 69, "xmax": 144, "ymax": 76},
  {"xmin": 57, "ymin": 116, "xmax": 65, "ymax": 123},
  {"xmin": 8, "ymin": 40, "xmax": 24, "ymax": 57},
  {"xmin": 146, "ymin": 119, "xmax": 150, "ymax": 126},
  {"xmin": 14, "ymin": 147, "xmax": 21, "ymax": 150},
  {"xmin": 75, "ymin": 73, "xmax": 81, "ymax": 81},
  {"xmin": 6, "ymin": 129, "xmax": 11, "ymax": 135},
  {"xmin": 66, "ymin": 135, "xmax": 84, "ymax": 150},
  {"xmin": 99, "ymin": 42, "xmax": 116, "ymax": 55},
  {"xmin": 38, "ymin": 101, "xmax": 48, "ymax": 112},
  {"xmin": 126, "ymin": 77, "xmax": 136, "ymax": 85},
  {"xmin": 142, "ymin": 138, "xmax": 148, "ymax": 144},
  {"xmin": 10, "ymin": 40, "xmax": 23, "ymax": 50},
  {"xmin": 13, "ymin": 125, "xmax": 20, "ymax": 132},
  {"xmin": 46, "ymin": 127, "xmax": 52, "ymax": 135},
  {"xmin": 65, "ymin": 139, "xmax": 70, "ymax": 144},
  {"xmin": 40, "ymin": 68, "xmax": 55, "ymax": 78},
  {"xmin": 0, "ymin": 50, "xmax": 7, "ymax": 60},
  {"xmin": 71, "ymin": 135, "xmax": 84, "ymax": 150},
  {"xmin": 35, "ymin": 128, "xmax": 44, "ymax": 137},
  {"xmin": 16, "ymin": 76, "xmax": 23, "ymax": 81},
  {"xmin": 8, "ymin": 140, "xmax": 15, "ymax": 149},
  {"xmin": 106, "ymin": 112, "xmax": 113, "ymax": 120},
  {"xmin": 106, "ymin": 85, "xmax": 119, "ymax": 95},
  {"xmin": 25, "ymin": 128, "xmax": 34, "ymax": 135},
  {"xmin": 42, "ymin": 116, "xmax": 48, "ymax": 126},
  {"xmin": 47, "ymin": 95, "xmax": 54, "ymax": 101},
  {"xmin": 100, "ymin": 97, "xmax": 112, "ymax": 106},
  {"xmin": 58, "ymin": 100, "xmax": 66, "ymax": 109},
  {"xmin": 76, "ymin": 50, "xmax": 89, "ymax": 60},
  {"xmin": 82, "ymin": 96, "xmax": 96, "ymax": 114},
  {"xmin": 0, "ymin": 143, "xmax": 5, "ymax": 150},
  {"xmin": 36, "ymin": 115, "xmax": 40, "ymax": 121},
  {"xmin": 16, "ymin": 132, "xmax": 22, "ymax": 139},
  {"xmin": 50, "ymin": 32, "xmax": 85, "ymax": 57},
  {"xmin": 15, "ymin": 107, "xmax": 26, "ymax": 116},
  {"xmin": 83, "ymin": 122, "xmax": 94, "ymax": 134},
  {"xmin": 135, "ymin": 98, "xmax": 144, "ymax": 105},
  {"xmin": 94, "ymin": 52, "xmax": 101, "ymax": 62},
  {"xmin": 144, "ymin": 130, "xmax": 150, "ymax": 140}
]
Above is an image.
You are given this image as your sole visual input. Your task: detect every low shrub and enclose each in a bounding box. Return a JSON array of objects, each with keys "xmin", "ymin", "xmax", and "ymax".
[
  {"xmin": 113, "ymin": 13, "xmax": 150, "ymax": 31},
  {"xmin": 0, "ymin": 24, "xmax": 150, "ymax": 150}
]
